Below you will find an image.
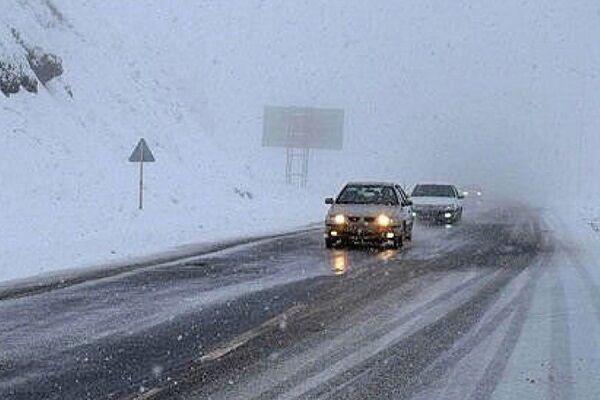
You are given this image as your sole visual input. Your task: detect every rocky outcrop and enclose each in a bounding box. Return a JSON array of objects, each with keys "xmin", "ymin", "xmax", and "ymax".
[
  {"xmin": 26, "ymin": 46, "xmax": 63, "ymax": 85},
  {"xmin": 0, "ymin": 61, "xmax": 38, "ymax": 97},
  {"xmin": 1, "ymin": 27, "xmax": 66, "ymax": 97},
  {"xmin": 10, "ymin": 28, "xmax": 64, "ymax": 87}
]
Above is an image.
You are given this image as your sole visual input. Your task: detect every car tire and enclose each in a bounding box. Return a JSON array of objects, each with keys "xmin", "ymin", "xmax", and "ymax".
[
  {"xmin": 454, "ymin": 209, "xmax": 462, "ymax": 223},
  {"xmin": 391, "ymin": 234, "xmax": 403, "ymax": 249},
  {"xmin": 325, "ymin": 238, "xmax": 334, "ymax": 249},
  {"xmin": 405, "ymin": 224, "xmax": 413, "ymax": 241}
]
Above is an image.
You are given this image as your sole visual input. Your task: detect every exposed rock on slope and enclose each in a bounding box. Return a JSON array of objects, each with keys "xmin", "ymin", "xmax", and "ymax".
[
  {"xmin": 26, "ymin": 46, "xmax": 63, "ymax": 85},
  {"xmin": 7, "ymin": 27, "xmax": 64, "ymax": 89},
  {"xmin": 0, "ymin": 60, "xmax": 38, "ymax": 96}
]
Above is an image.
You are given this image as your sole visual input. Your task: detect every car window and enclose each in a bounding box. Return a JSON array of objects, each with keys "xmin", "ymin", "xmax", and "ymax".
[
  {"xmin": 337, "ymin": 185, "xmax": 399, "ymax": 205},
  {"xmin": 395, "ymin": 186, "xmax": 406, "ymax": 202},
  {"xmin": 412, "ymin": 185, "xmax": 455, "ymax": 197}
]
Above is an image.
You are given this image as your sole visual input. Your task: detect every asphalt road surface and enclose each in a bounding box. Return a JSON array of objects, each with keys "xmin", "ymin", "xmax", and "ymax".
[{"xmin": 0, "ymin": 203, "xmax": 556, "ymax": 400}]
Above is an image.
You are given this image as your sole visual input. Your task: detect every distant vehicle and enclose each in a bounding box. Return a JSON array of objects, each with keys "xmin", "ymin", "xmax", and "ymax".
[
  {"xmin": 324, "ymin": 182, "xmax": 414, "ymax": 249},
  {"xmin": 459, "ymin": 185, "xmax": 484, "ymax": 199},
  {"xmin": 461, "ymin": 186, "xmax": 485, "ymax": 207},
  {"xmin": 411, "ymin": 183, "xmax": 464, "ymax": 224}
]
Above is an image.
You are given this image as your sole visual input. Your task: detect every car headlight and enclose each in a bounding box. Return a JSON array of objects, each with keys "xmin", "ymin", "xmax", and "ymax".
[
  {"xmin": 333, "ymin": 214, "xmax": 347, "ymax": 225},
  {"xmin": 376, "ymin": 214, "xmax": 392, "ymax": 227}
]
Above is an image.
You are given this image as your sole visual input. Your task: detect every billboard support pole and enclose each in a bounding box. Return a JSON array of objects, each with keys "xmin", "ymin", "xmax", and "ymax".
[
  {"xmin": 284, "ymin": 147, "xmax": 309, "ymax": 188},
  {"xmin": 301, "ymin": 148, "xmax": 309, "ymax": 188},
  {"xmin": 285, "ymin": 147, "xmax": 292, "ymax": 185}
]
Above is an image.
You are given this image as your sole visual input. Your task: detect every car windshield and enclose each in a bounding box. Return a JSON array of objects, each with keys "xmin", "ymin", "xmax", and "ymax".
[
  {"xmin": 337, "ymin": 185, "xmax": 398, "ymax": 205},
  {"xmin": 412, "ymin": 185, "xmax": 455, "ymax": 197}
]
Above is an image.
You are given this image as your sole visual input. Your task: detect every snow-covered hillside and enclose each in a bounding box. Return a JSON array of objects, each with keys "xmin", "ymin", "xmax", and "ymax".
[{"xmin": 0, "ymin": 1, "xmax": 339, "ymax": 283}]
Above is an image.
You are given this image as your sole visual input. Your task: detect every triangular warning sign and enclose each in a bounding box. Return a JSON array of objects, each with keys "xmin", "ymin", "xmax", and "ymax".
[{"xmin": 129, "ymin": 138, "xmax": 155, "ymax": 162}]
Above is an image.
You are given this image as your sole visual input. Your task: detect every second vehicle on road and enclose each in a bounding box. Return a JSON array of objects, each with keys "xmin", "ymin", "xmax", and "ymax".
[{"xmin": 411, "ymin": 183, "xmax": 464, "ymax": 224}]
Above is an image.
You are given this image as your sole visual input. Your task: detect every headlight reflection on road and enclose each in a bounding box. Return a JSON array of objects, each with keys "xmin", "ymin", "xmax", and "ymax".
[
  {"xmin": 330, "ymin": 251, "xmax": 349, "ymax": 276},
  {"xmin": 377, "ymin": 249, "xmax": 396, "ymax": 262}
]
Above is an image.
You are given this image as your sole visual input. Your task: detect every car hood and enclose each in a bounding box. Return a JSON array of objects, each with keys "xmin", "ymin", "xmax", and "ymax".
[
  {"xmin": 411, "ymin": 196, "xmax": 458, "ymax": 207},
  {"xmin": 328, "ymin": 203, "xmax": 396, "ymax": 217}
]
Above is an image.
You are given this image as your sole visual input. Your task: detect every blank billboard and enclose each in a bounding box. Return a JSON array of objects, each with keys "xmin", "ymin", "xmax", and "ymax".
[{"xmin": 262, "ymin": 106, "xmax": 344, "ymax": 150}]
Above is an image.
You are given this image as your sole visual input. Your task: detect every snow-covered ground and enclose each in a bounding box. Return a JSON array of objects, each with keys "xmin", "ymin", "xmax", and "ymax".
[{"xmin": 1, "ymin": 1, "xmax": 342, "ymax": 283}]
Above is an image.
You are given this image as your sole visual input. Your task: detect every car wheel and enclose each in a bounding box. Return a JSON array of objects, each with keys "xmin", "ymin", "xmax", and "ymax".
[
  {"xmin": 391, "ymin": 234, "xmax": 403, "ymax": 249},
  {"xmin": 325, "ymin": 238, "xmax": 334, "ymax": 249},
  {"xmin": 405, "ymin": 224, "xmax": 413, "ymax": 241},
  {"xmin": 454, "ymin": 210, "xmax": 462, "ymax": 223}
]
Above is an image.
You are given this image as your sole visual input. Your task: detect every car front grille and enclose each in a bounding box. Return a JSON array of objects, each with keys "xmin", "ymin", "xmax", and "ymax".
[
  {"xmin": 347, "ymin": 216, "xmax": 375, "ymax": 224},
  {"xmin": 414, "ymin": 205, "xmax": 443, "ymax": 211}
]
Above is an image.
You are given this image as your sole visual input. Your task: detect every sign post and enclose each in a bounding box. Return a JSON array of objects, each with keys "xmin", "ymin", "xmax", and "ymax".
[{"xmin": 128, "ymin": 138, "xmax": 155, "ymax": 210}]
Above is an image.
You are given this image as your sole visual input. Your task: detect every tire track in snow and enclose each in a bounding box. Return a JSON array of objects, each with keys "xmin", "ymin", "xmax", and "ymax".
[
  {"xmin": 467, "ymin": 252, "xmax": 550, "ymax": 400},
  {"xmin": 564, "ymin": 248, "xmax": 600, "ymax": 326},
  {"xmin": 546, "ymin": 262, "xmax": 575, "ymax": 400},
  {"xmin": 312, "ymin": 260, "xmax": 541, "ymax": 399},
  {"xmin": 245, "ymin": 271, "xmax": 495, "ymax": 400}
]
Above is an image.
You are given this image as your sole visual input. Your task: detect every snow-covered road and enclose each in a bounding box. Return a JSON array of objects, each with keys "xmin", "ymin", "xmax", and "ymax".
[{"xmin": 1, "ymin": 203, "xmax": 599, "ymax": 400}]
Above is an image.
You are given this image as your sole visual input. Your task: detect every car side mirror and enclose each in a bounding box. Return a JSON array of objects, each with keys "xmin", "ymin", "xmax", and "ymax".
[
  {"xmin": 458, "ymin": 194, "xmax": 465, "ymax": 200},
  {"xmin": 325, "ymin": 197, "xmax": 334, "ymax": 205},
  {"xmin": 403, "ymin": 200, "xmax": 413, "ymax": 207}
]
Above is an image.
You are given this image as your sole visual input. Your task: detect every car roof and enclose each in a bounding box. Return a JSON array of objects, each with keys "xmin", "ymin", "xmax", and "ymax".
[
  {"xmin": 414, "ymin": 183, "xmax": 456, "ymax": 188},
  {"xmin": 345, "ymin": 181, "xmax": 398, "ymax": 187}
]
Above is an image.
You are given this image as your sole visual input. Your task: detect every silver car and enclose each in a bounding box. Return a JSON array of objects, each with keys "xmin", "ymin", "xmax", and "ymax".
[
  {"xmin": 324, "ymin": 182, "xmax": 414, "ymax": 249},
  {"xmin": 410, "ymin": 183, "xmax": 464, "ymax": 223}
]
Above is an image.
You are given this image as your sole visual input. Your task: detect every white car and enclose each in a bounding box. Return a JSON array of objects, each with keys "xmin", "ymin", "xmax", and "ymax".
[
  {"xmin": 410, "ymin": 184, "xmax": 464, "ymax": 223},
  {"xmin": 324, "ymin": 182, "xmax": 414, "ymax": 249}
]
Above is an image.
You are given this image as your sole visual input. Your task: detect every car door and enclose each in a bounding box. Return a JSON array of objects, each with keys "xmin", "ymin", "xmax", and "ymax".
[
  {"xmin": 453, "ymin": 186, "xmax": 463, "ymax": 211},
  {"xmin": 395, "ymin": 185, "xmax": 413, "ymax": 228}
]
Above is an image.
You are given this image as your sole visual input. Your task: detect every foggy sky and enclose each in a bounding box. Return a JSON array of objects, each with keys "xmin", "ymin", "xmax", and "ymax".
[{"xmin": 93, "ymin": 0, "xmax": 600, "ymax": 200}]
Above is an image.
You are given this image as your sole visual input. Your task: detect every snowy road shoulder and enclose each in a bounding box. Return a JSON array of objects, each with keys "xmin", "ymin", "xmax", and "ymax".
[
  {"xmin": 490, "ymin": 210, "xmax": 600, "ymax": 400},
  {"xmin": 0, "ymin": 223, "xmax": 321, "ymax": 300}
]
